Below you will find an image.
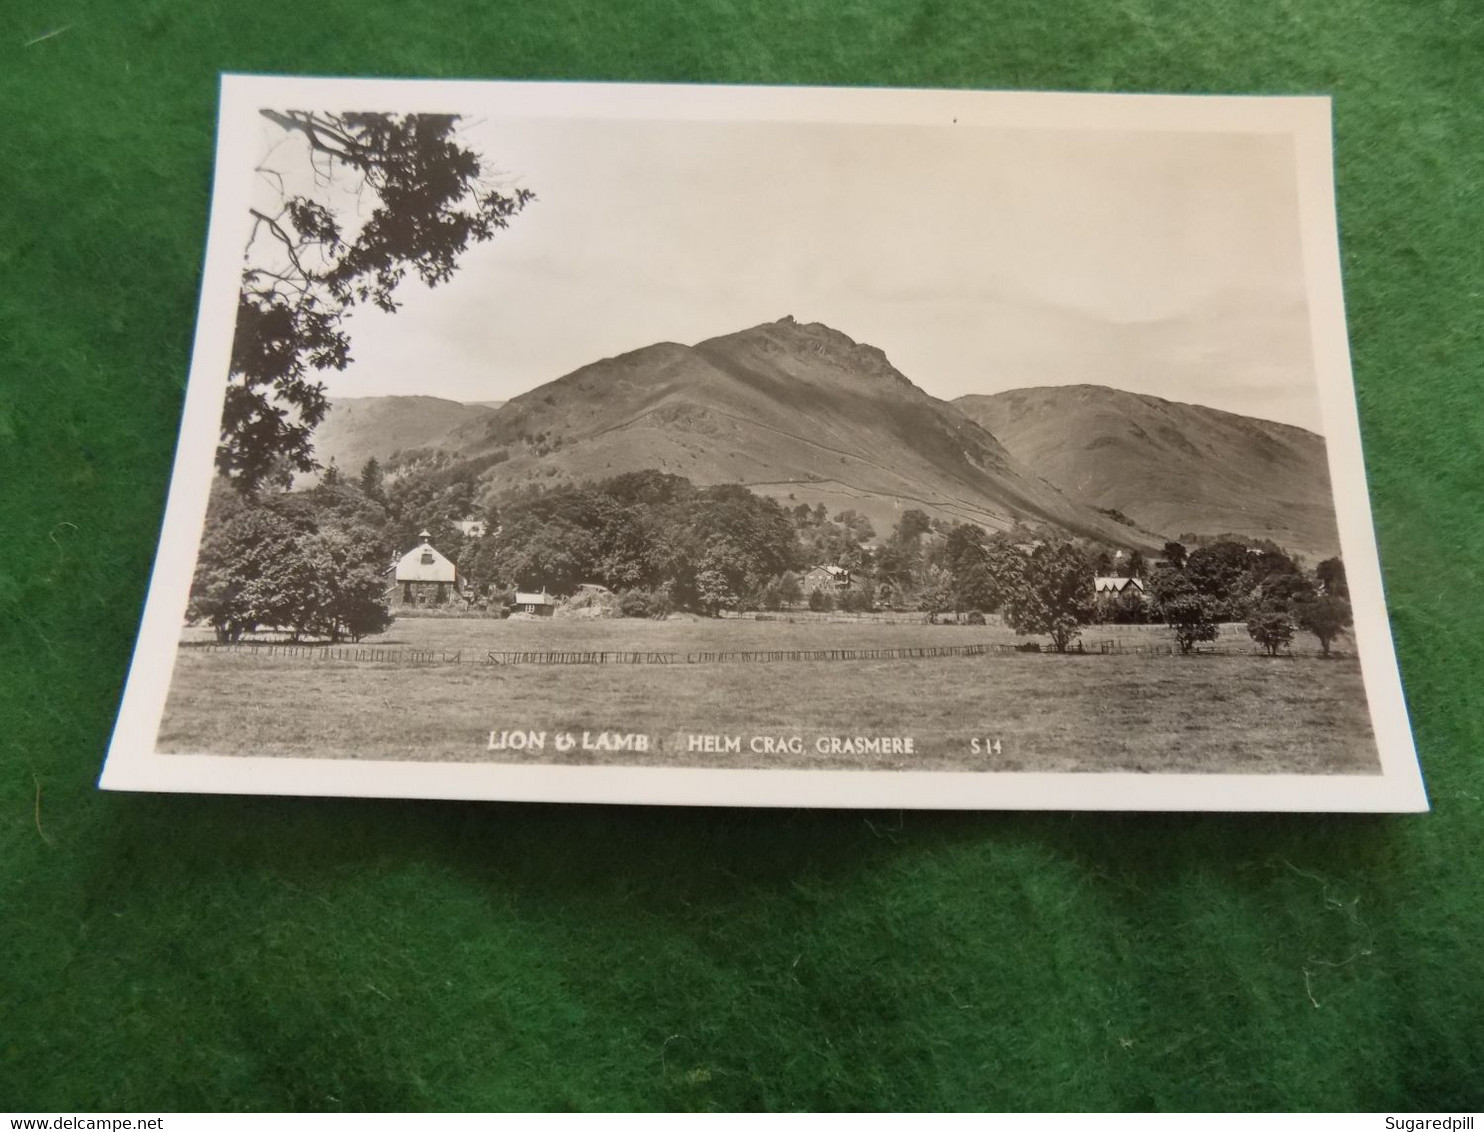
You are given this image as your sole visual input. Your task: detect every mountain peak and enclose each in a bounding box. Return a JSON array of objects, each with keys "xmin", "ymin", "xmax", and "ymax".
[{"xmin": 698, "ymin": 318, "xmax": 912, "ymax": 391}]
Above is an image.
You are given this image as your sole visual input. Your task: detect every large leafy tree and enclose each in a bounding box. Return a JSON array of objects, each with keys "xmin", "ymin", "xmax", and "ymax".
[
  {"xmin": 189, "ymin": 481, "xmax": 392, "ymax": 642},
  {"xmin": 188, "ymin": 494, "xmax": 307, "ymax": 642},
  {"xmin": 222, "ymin": 111, "xmax": 534, "ymax": 491},
  {"xmin": 1001, "ymin": 540, "xmax": 1093, "ymax": 652},
  {"xmin": 941, "ymin": 522, "xmax": 1005, "ymax": 615},
  {"xmin": 1296, "ymin": 594, "xmax": 1353, "ymax": 656},
  {"xmin": 1246, "ymin": 609, "xmax": 1296, "ymax": 656},
  {"xmin": 1184, "ymin": 540, "xmax": 1256, "ymax": 619},
  {"xmin": 1150, "ymin": 569, "xmax": 1219, "ymax": 655},
  {"xmin": 1316, "ymin": 556, "xmax": 1349, "ymax": 599},
  {"xmin": 684, "ymin": 485, "xmax": 800, "ymax": 598}
]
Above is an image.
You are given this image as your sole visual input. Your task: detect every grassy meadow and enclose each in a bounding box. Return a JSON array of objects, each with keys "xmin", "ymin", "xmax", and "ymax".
[{"xmin": 158, "ymin": 616, "xmax": 1381, "ymax": 774}]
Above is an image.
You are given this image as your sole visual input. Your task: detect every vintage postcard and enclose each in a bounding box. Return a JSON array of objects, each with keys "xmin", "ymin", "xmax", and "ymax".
[{"xmin": 100, "ymin": 75, "xmax": 1426, "ymax": 810}]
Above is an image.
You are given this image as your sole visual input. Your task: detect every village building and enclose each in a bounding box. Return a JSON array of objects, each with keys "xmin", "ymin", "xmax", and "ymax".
[
  {"xmin": 1092, "ymin": 575, "xmax": 1145, "ymax": 611},
  {"xmin": 390, "ymin": 531, "xmax": 459, "ymax": 606},
  {"xmin": 802, "ymin": 564, "xmax": 853, "ymax": 595},
  {"xmin": 455, "ymin": 518, "xmax": 487, "ymax": 539},
  {"xmin": 1093, "ymin": 575, "xmax": 1145, "ymax": 596},
  {"xmin": 512, "ymin": 590, "xmax": 557, "ymax": 617}
]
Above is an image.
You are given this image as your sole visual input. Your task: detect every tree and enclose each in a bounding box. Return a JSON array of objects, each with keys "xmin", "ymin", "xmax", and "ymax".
[
  {"xmin": 917, "ymin": 565, "xmax": 954, "ymax": 623},
  {"xmin": 834, "ymin": 509, "xmax": 876, "ymax": 546},
  {"xmin": 1000, "ymin": 540, "xmax": 1093, "ymax": 652},
  {"xmin": 222, "ymin": 111, "xmax": 534, "ymax": 490},
  {"xmin": 695, "ymin": 567, "xmax": 738, "ymax": 617},
  {"xmin": 188, "ymin": 497, "xmax": 305, "ymax": 641},
  {"xmin": 1126, "ymin": 550, "xmax": 1145, "ymax": 578},
  {"xmin": 358, "ymin": 457, "xmax": 384, "ymax": 501},
  {"xmin": 487, "ymin": 510, "xmax": 599, "ymax": 595},
  {"xmin": 188, "ymin": 483, "xmax": 393, "ymax": 642},
  {"xmin": 1162, "ymin": 541, "xmax": 1187, "ymax": 570},
  {"xmin": 1316, "ymin": 556, "xmax": 1348, "ymax": 599},
  {"xmin": 1260, "ymin": 572, "xmax": 1317, "ymax": 613},
  {"xmin": 943, "ymin": 523, "xmax": 999, "ymax": 614},
  {"xmin": 872, "ymin": 541, "xmax": 917, "ymax": 601},
  {"xmin": 1296, "ymin": 595, "xmax": 1353, "ymax": 656},
  {"xmin": 757, "ymin": 578, "xmax": 784, "ymax": 611},
  {"xmin": 1150, "ymin": 570, "xmax": 1218, "ymax": 655},
  {"xmin": 1246, "ymin": 609, "xmax": 1295, "ymax": 656},
  {"xmin": 1185, "ymin": 539, "xmax": 1256, "ymax": 620},
  {"xmin": 320, "ymin": 459, "xmax": 340, "ymax": 487},
  {"xmin": 686, "ymin": 486, "xmax": 800, "ymax": 597},
  {"xmin": 298, "ymin": 526, "xmax": 395, "ymax": 642},
  {"xmin": 895, "ymin": 509, "xmax": 932, "ymax": 545},
  {"xmin": 1161, "ymin": 593, "xmax": 1220, "ymax": 654},
  {"xmin": 778, "ymin": 571, "xmax": 803, "ymax": 607}
]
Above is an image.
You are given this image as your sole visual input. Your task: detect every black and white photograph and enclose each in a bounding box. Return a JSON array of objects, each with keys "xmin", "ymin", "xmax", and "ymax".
[{"xmin": 100, "ymin": 76, "xmax": 1425, "ymax": 810}]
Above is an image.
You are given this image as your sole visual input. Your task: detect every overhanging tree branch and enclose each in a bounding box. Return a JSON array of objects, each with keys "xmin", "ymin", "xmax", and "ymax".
[{"xmin": 220, "ymin": 111, "xmax": 535, "ymax": 492}]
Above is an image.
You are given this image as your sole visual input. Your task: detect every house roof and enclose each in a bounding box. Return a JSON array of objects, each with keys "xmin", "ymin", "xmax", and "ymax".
[
  {"xmin": 809, "ymin": 564, "xmax": 849, "ymax": 577},
  {"xmin": 1093, "ymin": 575, "xmax": 1145, "ymax": 593},
  {"xmin": 514, "ymin": 591, "xmax": 556, "ymax": 605},
  {"xmin": 394, "ymin": 538, "xmax": 457, "ymax": 583}
]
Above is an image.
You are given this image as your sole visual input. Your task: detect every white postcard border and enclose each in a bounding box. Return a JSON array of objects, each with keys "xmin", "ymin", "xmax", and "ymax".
[{"xmin": 99, "ymin": 75, "xmax": 1427, "ymax": 812}]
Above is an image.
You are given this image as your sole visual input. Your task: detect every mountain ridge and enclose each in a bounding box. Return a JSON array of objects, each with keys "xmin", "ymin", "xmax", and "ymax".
[
  {"xmin": 307, "ymin": 320, "xmax": 1336, "ymax": 559},
  {"xmin": 444, "ymin": 317, "xmax": 1151, "ymax": 546},
  {"xmin": 954, "ymin": 384, "xmax": 1339, "ymax": 559},
  {"xmin": 303, "ymin": 395, "xmax": 502, "ymax": 482}
]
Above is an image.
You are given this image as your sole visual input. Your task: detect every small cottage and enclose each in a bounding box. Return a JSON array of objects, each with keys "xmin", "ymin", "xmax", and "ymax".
[
  {"xmin": 392, "ymin": 531, "xmax": 458, "ymax": 606},
  {"xmin": 803, "ymin": 564, "xmax": 852, "ymax": 595},
  {"xmin": 513, "ymin": 590, "xmax": 557, "ymax": 617}
]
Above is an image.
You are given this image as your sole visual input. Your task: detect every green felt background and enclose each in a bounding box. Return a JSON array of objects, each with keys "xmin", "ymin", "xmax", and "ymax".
[{"xmin": 2, "ymin": 0, "xmax": 1481, "ymax": 1113}]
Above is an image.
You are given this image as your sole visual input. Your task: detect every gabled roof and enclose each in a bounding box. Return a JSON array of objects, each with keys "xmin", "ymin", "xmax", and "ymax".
[
  {"xmin": 1093, "ymin": 575, "xmax": 1145, "ymax": 593},
  {"xmin": 395, "ymin": 538, "xmax": 457, "ymax": 583},
  {"xmin": 514, "ymin": 591, "xmax": 556, "ymax": 606}
]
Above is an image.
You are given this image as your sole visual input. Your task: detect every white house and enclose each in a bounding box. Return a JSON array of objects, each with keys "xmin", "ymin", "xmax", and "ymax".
[{"xmin": 392, "ymin": 531, "xmax": 458, "ymax": 606}]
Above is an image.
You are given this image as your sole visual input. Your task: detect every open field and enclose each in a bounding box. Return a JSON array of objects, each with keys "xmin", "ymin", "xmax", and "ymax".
[{"xmin": 159, "ymin": 617, "xmax": 1381, "ymax": 774}]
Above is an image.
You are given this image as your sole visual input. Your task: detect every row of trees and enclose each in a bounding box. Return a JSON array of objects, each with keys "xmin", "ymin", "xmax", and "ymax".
[
  {"xmin": 1145, "ymin": 549, "xmax": 1352, "ymax": 657},
  {"xmin": 191, "ymin": 442, "xmax": 1354, "ymax": 657}
]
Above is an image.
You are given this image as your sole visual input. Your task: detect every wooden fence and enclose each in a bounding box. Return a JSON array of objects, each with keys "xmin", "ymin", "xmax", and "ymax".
[
  {"xmin": 182, "ymin": 641, "xmax": 1009, "ymax": 666},
  {"xmin": 187, "ymin": 642, "xmax": 462, "ymax": 665},
  {"xmin": 482, "ymin": 643, "xmax": 1010, "ymax": 666},
  {"xmin": 184, "ymin": 639, "xmax": 1348, "ymax": 665}
]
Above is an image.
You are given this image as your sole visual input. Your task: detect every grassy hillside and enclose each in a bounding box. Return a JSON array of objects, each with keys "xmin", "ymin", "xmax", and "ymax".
[
  {"xmin": 305, "ymin": 395, "xmax": 503, "ymax": 481},
  {"xmin": 448, "ymin": 318, "xmax": 1153, "ymax": 546},
  {"xmin": 957, "ymin": 385, "xmax": 1340, "ymax": 559}
]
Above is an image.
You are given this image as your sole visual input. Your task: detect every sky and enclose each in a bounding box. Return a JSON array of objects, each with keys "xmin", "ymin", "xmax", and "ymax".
[{"xmin": 253, "ymin": 112, "xmax": 1325, "ymax": 432}]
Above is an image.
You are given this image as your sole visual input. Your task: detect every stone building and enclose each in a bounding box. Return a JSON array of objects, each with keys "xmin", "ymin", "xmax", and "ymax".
[{"xmin": 391, "ymin": 531, "xmax": 458, "ymax": 606}]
